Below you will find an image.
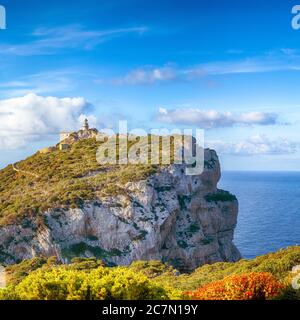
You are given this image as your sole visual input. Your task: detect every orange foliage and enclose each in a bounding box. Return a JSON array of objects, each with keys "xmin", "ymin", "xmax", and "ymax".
[{"xmin": 186, "ymin": 272, "xmax": 284, "ymax": 300}]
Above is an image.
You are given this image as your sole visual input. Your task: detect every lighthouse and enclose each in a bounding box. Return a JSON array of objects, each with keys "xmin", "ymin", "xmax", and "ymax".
[{"xmin": 83, "ymin": 118, "xmax": 89, "ymax": 131}]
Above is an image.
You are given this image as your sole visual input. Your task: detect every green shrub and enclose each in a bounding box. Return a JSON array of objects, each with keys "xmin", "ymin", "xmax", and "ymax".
[
  {"xmin": 5, "ymin": 257, "xmax": 49, "ymax": 286},
  {"xmin": 0, "ymin": 138, "xmax": 160, "ymax": 226},
  {"xmin": 205, "ymin": 190, "xmax": 237, "ymax": 203},
  {"xmin": 1, "ymin": 266, "xmax": 181, "ymax": 300}
]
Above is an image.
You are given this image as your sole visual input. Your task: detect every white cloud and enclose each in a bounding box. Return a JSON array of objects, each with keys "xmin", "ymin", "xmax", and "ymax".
[
  {"xmin": 0, "ymin": 25, "xmax": 148, "ymax": 56},
  {"xmin": 109, "ymin": 66, "xmax": 177, "ymax": 85},
  {"xmin": 206, "ymin": 134, "xmax": 298, "ymax": 155},
  {"xmin": 102, "ymin": 49, "xmax": 300, "ymax": 85},
  {"xmin": 101, "ymin": 65, "xmax": 202, "ymax": 85},
  {"xmin": 0, "ymin": 93, "xmax": 93, "ymax": 149},
  {"xmin": 156, "ymin": 108, "xmax": 278, "ymax": 128}
]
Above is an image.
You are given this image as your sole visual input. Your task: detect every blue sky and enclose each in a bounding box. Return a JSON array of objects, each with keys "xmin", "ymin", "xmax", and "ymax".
[{"xmin": 1, "ymin": 0, "xmax": 300, "ymax": 170}]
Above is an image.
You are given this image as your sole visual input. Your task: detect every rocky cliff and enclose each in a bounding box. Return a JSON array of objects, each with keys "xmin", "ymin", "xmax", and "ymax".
[{"xmin": 0, "ymin": 148, "xmax": 240, "ymax": 271}]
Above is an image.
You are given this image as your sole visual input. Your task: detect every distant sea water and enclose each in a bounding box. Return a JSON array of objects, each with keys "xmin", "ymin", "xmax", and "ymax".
[{"xmin": 219, "ymin": 171, "xmax": 300, "ymax": 259}]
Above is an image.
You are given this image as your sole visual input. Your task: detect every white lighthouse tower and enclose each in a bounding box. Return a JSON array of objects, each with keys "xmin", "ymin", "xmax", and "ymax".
[{"xmin": 82, "ymin": 118, "xmax": 89, "ymax": 131}]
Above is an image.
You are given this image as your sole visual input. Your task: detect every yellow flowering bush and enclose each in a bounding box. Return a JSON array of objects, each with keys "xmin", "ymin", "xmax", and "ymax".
[
  {"xmin": 88, "ymin": 267, "xmax": 179, "ymax": 300},
  {"xmin": 15, "ymin": 268, "xmax": 90, "ymax": 300},
  {"xmin": 0, "ymin": 265, "xmax": 181, "ymax": 300}
]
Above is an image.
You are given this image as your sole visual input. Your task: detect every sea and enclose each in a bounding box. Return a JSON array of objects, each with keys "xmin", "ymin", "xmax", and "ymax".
[{"xmin": 219, "ymin": 171, "xmax": 300, "ymax": 259}]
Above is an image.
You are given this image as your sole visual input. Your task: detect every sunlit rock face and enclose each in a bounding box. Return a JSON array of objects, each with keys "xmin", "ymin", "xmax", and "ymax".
[{"xmin": 0, "ymin": 149, "xmax": 241, "ymax": 272}]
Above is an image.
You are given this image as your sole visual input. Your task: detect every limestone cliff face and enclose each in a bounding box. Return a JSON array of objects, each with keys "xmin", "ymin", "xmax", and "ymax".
[{"xmin": 0, "ymin": 149, "xmax": 241, "ymax": 271}]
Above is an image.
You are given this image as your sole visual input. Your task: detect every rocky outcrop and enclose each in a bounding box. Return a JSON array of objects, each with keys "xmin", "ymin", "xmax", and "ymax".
[
  {"xmin": 0, "ymin": 149, "xmax": 241, "ymax": 271},
  {"xmin": 61, "ymin": 128, "xmax": 99, "ymax": 145}
]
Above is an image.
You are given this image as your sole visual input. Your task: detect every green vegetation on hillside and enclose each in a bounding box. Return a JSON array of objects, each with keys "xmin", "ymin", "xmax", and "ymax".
[
  {"xmin": 205, "ymin": 190, "xmax": 237, "ymax": 203},
  {"xmin": 1, "ymin": 246, "xmax": 299, "ymax": 300},
  {"xmin": 1, "ymin": 257, "xmax": 181, "ymax": 300},
  {"xmin": 0, "ymin": 136, "xmax": 217, "ymax": 227},
  {"xmin": 0, "ymin": 138, "xmax": 159, "ymax": 226}
]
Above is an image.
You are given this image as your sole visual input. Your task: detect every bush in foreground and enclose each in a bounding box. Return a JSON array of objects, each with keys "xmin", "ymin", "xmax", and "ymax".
[
  {"xmin": 1, "ymin": 246, "xmax": 299, "ymax": 300},
  {"xmin": 186, "ymin": 272, "xmax": 284, "ymax": 300},
  {"xmin": 0, "ymin": 266, "xmax": 181, "ymax": 300}
]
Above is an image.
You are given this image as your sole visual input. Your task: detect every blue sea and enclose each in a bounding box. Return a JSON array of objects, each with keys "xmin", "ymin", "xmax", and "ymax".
[{"xmin": 219, "ymin": 172, "xmax": 300, "ymax": 259}]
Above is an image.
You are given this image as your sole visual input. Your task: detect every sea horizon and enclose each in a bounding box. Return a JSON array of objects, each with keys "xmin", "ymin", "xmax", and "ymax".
[{"xmin": 220, "ymin": 171, "xmax": 300, "ymax": 259}]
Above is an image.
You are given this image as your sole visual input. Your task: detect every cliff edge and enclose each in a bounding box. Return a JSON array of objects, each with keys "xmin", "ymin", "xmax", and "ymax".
[{"xmin": 0, "ymin": 137, "xmax": 240, "ymax": 271}]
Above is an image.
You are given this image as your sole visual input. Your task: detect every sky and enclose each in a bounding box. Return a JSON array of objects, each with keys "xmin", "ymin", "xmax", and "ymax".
[{"xmin": 1, "ymin": 0, "xmax": 300, "ymax": 170}]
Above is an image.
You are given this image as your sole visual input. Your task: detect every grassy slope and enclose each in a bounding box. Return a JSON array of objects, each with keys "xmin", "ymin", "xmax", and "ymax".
[
  {"xmin": 0, "ymin": 138, "xmax": 158, "ymax": 226},
  {"xmin": 0, "ymin": 135, "xmax": 221, "ymax": 227}
]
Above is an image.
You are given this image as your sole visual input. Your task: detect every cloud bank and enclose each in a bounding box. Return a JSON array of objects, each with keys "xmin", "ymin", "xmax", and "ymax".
[
  {"xmin": 157, "ymin": 108, "xmax": 278, "ymax": 128},
  {"xmin": 207, "ymin": 134, "xmax": 297, "ymax": 155},
  {"xmin": 0, "ymin": 93, "xmax": 94, "ymax": 149}
]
